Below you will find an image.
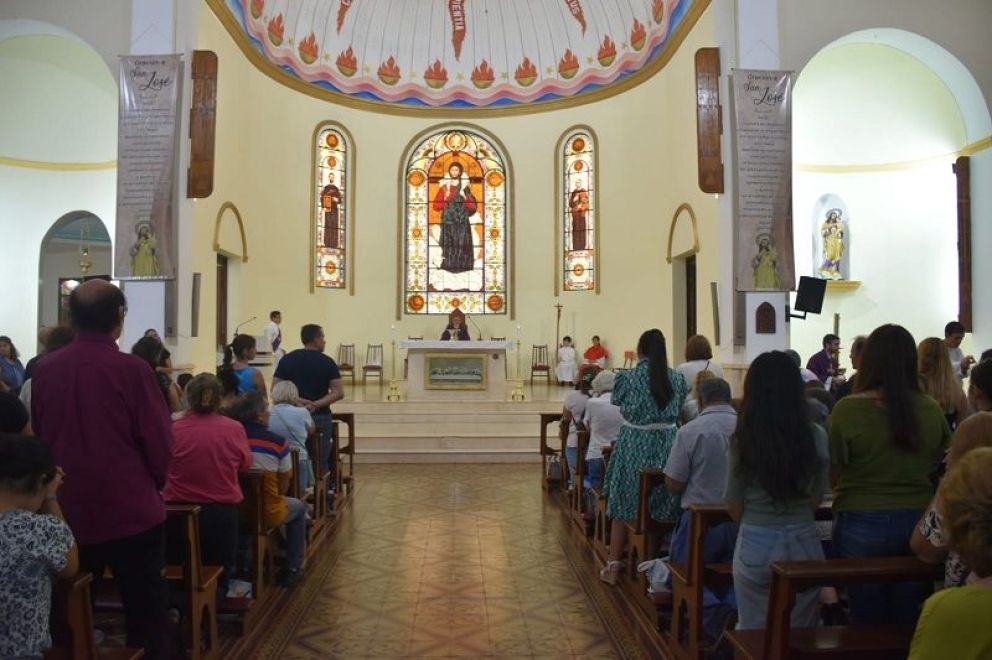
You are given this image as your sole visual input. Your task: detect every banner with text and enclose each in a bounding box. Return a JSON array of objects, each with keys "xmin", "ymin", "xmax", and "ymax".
[
  {"xmin": 115, "ymin": 54, "xmax": 182, "ymax": 280},
  {"xmin": 733, "ymin": 69, "xmax": 795, "ymax": 292}
]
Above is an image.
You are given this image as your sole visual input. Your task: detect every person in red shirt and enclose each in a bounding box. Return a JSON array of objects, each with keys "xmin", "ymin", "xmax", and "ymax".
[
  {"xmin": 31, "ymin": 280, "xmax": 173, "ymax": 659},
  {"xmin": 579, "ymin": 335, "xmax": 609, "ymax": 380},
  {"xmin": 163, "ymin": 373, "xmax": 252, "ymax": 595}
]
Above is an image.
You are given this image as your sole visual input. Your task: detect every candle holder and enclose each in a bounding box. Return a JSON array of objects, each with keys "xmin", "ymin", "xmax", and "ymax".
[
  {"xmin": 386, "ymin": 338, "xmax": 402, "ymax": 401},
  {"xmin": 510, "ymin": 339, "xmax": 526, "ymax": 401}
]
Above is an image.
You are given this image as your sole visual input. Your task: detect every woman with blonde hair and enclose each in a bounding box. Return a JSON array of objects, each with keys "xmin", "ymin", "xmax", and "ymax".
[
  {"xmin": 909, "ymin": 447, "xmax": 992, "ymax": 659},
  {"xmin": 911, "ymin": 412, "xmax": 992, "ymax": 587},
  {"xmin": 918, "ymin": 337, "xmax": 971, "ymax": 429}
]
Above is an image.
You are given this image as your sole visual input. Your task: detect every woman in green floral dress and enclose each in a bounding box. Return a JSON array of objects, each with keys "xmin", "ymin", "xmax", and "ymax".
[{"xmin": 600, "ymin": 328, "xmax": 688, "ymax": 584}]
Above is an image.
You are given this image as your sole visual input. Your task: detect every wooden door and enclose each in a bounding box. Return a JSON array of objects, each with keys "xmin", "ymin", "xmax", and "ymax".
[{"xmin": 216, "ymin": 254, "xmax": 228, "ymax": 349}]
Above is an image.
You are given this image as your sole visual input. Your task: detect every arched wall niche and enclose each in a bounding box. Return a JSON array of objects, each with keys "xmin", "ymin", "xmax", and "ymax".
[
  {"xmin": 213, "ymin": 201, "xmax": 249, "ymax": 262},
  {"xmin": 791, "ymin": 28, "xmax": 992, "ymax": 365},
  {"xmin": 666, "ymin": 202, "xmax": 700, "ymax": 263},
  {"xmin": 37, "ymin": 211, "xmax": 112, "ymax": 330}
]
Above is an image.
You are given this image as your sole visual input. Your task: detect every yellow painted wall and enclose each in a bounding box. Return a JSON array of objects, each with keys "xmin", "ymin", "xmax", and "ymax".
[{"xmin": 190, "ymin": 3, "xmax": 721, "ymax": 375}]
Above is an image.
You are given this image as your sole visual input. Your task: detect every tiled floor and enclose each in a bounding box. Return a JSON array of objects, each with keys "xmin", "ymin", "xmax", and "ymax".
[{"xmin": 247, "ymin": 464, "xmax": 621, "ymax": 659}]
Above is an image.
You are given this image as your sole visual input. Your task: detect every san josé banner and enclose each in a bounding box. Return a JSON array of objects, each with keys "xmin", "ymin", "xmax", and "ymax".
[
  {"xmin": 733, "ymin": 69, "xmax": 795, "ymax": 292},
  {"xmin": 115, "ymin": 54, "xmax": 182, "ymax": 280}
]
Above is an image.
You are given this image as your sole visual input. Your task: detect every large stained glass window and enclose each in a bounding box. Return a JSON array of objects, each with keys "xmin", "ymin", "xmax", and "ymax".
[
  {"xmin": 404, "ymin": 129, "xmax": 508, "ymax": 315},
  {"xmin": 313, "ymin": 123, "xmax": 351, "ymax": 291},
  {"xmin": 559, "ymin": 128, "xmax": 597, "ymax": 292}
]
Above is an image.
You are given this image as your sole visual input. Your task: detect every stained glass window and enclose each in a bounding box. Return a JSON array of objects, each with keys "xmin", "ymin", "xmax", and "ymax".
[
  {"xmin": 404, "ymin": 129, "xmax": 508, "ymax": 315},
  {"xmin": 560, "ymin": 128, "xmax": 597, "ymax": 292},
  {"xmin": 313, "ymin": 124, "xmax": 350, "ymax": 290}
]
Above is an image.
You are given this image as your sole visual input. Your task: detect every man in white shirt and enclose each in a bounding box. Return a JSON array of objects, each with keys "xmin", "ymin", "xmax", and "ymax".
[
  {"xmin": 265, "ymin": 311, "xmax": 284, "ymax": 368},
  {"xmin": 945, "ymin": 321, "xmax": 974, "ymax": 382}
]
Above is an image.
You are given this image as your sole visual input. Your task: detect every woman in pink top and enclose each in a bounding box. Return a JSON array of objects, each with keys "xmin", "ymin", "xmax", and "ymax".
[{"xmin": 163, "ymin": 373, "xmax": 252, "ymax": 595}]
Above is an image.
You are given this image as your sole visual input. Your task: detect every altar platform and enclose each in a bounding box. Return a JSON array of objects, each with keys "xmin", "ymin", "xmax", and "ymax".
[{"xmin": 331, "ymin": 381, "xmax": 567, "ymax": 463}]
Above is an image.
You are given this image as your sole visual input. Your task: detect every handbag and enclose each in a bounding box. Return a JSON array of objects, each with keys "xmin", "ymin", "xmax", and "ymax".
[{"xmin": 546, "ymin": 455, "xmax": 563, "ymax": 481}]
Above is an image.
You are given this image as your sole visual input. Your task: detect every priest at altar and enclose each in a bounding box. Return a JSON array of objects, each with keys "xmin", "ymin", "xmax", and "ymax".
[{"xmin": 440, "ymin": 309, "xmax": 471, "ymax": 341}]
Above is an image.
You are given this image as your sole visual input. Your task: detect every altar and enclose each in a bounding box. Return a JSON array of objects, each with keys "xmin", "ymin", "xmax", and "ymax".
[{"xmin": 401, "ymin": 340, "xmax": 513, "ymax": 400}]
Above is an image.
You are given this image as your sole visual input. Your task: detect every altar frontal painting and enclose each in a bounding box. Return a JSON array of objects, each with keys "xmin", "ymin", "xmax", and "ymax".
[
  {"xmin": 425, "ymin": 353, "xmax": 487, "ymax": 390},
  {"xmin": 404, "ymin": 129, "xmax": 507, "ymax": 315}
]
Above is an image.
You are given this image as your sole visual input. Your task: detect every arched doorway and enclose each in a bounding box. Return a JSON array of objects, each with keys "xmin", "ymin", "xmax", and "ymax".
[
  {"xmin": 791, "ymin": 29, "xmax": 992, "ymax": 360},
  {"xmin": 37, "ymin": 212, "xmax": 112, "ymax": 332}
]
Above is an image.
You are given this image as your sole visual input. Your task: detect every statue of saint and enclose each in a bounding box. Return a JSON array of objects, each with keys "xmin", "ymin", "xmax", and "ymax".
[
  {"xmin": 752, "ymin": 235, "xmax": 781, "ymax": 290},
  {"xmin": 568, "ymin": 183, "xmax": 589, "ymax": 250},
  {"xmin": 432, "ymin": 161, "xmax": 477, "ymax": 274},
  {"xmin": 321, "ymin": 172, "xmax": 343, "ymax": 249},
  {"xmin": 818, "ymin": 209, "xmax": 846, "ymax": 279},
  {"xmin": 130, "ymin": 222, "xmax": 160, "ymax": 278}
]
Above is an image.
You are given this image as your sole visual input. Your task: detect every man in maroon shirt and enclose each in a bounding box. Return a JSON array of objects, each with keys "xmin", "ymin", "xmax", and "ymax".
[{"xmin": 32, "ymin": 280, "xmax": 173, "ymax": 659}]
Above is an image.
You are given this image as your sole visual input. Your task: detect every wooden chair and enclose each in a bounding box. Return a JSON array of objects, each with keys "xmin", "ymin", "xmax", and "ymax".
[
  {"xmin": 531, "ymin": 344, "xmax": 551, "ymax": 384},
  {"xmin": 363, "ymin": 343, "xmax": 384, "ymax": 389},
  {"xmin": 46, "ymin": 573, "xmax": 144, "ymax": 660},
  {"xmin": 623, "ymin": 350, "xmax": 637, "ymax": 369},
  {"xmin": 336, "ymin": 344, "xmax": 356, "ymax": 386},
  {"xmin": 724, "ymin": 557, "xmax": 942, "ymax": 660},
  {"xmin": 164, "ymin": 504, "xmax": 222, "ymax": 660},
  {"xmin": 403, "ymin": 336, "xmax": 423, "ymax": 378},
  {"xmin": 238, "ymin": 471, "xmax": 276, "ymax": 604},
  {"xmin": 539, "ymin": 412, "xmax": 564, "ymax": 491}
]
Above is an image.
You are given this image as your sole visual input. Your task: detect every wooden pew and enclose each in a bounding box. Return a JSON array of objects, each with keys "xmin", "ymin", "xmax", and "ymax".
[
  {"xmin": 539, "ymin": 412, "xmax": 564, "ymax": 491},
  {"xmin": 569, "ymin": 429, "xmax": 594, "ymax": 535},
  {"xmin": 591, "ymin": 445, "xmax": 613, "ymax": 563},
  {"xmin": 164, "ymin": 504, "xmax": 222, "ymax": 660},
  {"xmin": 623, "ymin": 469, "xmax": 676, "ymax": 622},
  {"xmin": 334, "ymin": 412, "xmax": 356, "ymax": 497},
  {"xmin": 238, "ymin": 470, "xmax": 276, "ymax": 604},
  {"xmin": 724, "ymin": 556, "xmax": 941, "ymax": 660},
  {"xmin": 306, "ymin": 426, "xmax": 329, "ymax": 524},
  {"xmin": 46, "ymin": 572, "xmax": 144, "ymax": 660},
  {"xmin": 666, "ymin": 504, "xmax": 736, "ymax": 660}
]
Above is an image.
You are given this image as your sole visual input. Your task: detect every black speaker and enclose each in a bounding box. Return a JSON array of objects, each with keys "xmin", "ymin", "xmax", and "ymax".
[{"xmin": 794, "ymin": 276, "xmax": 826, "ymax": 314}]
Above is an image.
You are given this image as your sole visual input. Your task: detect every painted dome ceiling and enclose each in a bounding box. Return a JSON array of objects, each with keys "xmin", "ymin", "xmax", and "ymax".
[{"xmin": 211, "ymin": 0, "xmax": 705, "ymax": 112}]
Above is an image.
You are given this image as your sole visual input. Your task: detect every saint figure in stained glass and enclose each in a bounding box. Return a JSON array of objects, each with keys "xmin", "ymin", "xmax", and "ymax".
[
  {"xmin": 434, "ymin": 161, "xmax": 477, "ymax": 273},
  {"xmin": 321, "ymin": 172, "xmax": 343, "ymax": 249},
  {"xmin": 569, "ymin": 183, "xmax": 589, "ymax": 251}
]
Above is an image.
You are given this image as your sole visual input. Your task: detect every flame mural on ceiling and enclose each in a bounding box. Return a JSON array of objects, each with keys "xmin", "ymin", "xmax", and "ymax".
[{"xmin": 228, "ymin": 0, "xmax": 704, "ymax": 110}]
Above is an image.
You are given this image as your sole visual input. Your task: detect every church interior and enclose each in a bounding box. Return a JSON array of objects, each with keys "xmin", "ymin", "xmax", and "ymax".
[{"xmin": 1, "ymin": 0, "xmax": 991, "ymax": 658}]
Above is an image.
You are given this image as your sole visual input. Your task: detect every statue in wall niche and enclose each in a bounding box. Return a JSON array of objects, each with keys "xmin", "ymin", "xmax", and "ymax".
[
  {"xmin": 818, "ymin": 208, "xmax": 847, "ymax": 280},
  {"xmin": 129, "ymin": 221, "xmax": 160, "ymax": 278},
  {"xmin": 752, "ymin": 234, "xmax": 781, "ymax": 290}
]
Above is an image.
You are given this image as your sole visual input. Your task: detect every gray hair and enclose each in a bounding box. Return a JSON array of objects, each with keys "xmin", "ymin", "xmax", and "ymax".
[
  {"xmin": 591, "ymin": 370, "xmax": 616, "ymax": 394},
  {"xmin": 697, "ymin": 378, "xmax": 732, "ymax": 406},
  {"xmin": 271, "ymin": 380, "xmax": 300, "ymax": 406}
]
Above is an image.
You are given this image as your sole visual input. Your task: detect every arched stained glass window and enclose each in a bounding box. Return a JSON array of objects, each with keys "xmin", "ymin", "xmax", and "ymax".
[
  {"xmin": 559, "ymin": 128, "xmax": 597, "ymax": 292},
  {"xmin": 404, "ymin": 128, "xmax": 508, "ymax": 315},
  {"xmin": 313, "ymin": 123, "xmax": 352, "ymax": 292}
]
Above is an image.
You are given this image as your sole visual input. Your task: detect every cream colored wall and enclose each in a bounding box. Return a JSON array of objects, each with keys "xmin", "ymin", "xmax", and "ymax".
[{"xmin": 191, "ymin": 4, "xmax": 721, "ymax": 376}]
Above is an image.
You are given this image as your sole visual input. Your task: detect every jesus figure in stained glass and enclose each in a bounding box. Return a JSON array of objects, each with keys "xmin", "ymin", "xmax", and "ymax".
[{"xmin": 433, "ymin": 161, "xmax": 477, "ymax": 273}]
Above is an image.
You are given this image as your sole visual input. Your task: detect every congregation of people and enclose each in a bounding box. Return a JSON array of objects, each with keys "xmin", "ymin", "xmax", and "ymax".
[
  {"xmin": 0, "ymin": 282, "xmax": 343, "ymax": 659},
  {"xmin": 555, "ymin": 323, "xmax": 992, "ymax": 657}
]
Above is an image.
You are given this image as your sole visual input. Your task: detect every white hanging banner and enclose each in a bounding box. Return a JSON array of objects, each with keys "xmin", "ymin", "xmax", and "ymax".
[
  {"xmin": 115, "ymin": 54, "xmax": 183, "ymax": 280},
  {"xmin": 733, "ymin": 69, "xmax": 795, "ymax": 292}
]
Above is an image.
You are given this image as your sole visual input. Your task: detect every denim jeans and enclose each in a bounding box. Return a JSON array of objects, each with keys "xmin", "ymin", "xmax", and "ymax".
[
  {"xmin": 833, "ymin": 509, "xmax": 931, "ymax": 625},
  {"xmin": 282, "ymin": 496, "xmax": 308, "ymax": 573},
  {"xmin": 670, "ymin": 509, "xmax": 739, "ymax": 609},
  {"xmin": 565, "ymin": 446, "xmax": 578, "ymax": 484},
  {"xmin": 311, "ymin": 413, "xmax": 334, "ymax": 474},
  {"xmin": 296, "ymin": 457, "xmax": 313, "ymax": 494},
  {"xmin": 733, "ymin": 522, "xmax": 823, "ymax": 630},
  {"xmin": 584, "ymin": 458, "xmax": 605, "ymax": 491}
]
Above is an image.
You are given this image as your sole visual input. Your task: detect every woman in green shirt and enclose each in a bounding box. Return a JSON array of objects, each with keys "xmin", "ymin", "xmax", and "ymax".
[
  {"xmin": 910, "ymin": 447, "xmax": 992, "ymax": 659},
  {"xmin": 828, "ymin": 324, "xmax": 952, "ymax": 626},
  {"xmin": 725, "ymin": 351, "xmax": 829, "ymax": 630}
]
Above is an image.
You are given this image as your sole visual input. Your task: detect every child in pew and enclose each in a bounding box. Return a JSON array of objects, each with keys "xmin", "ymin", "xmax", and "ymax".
[
  {"xmin": 910, "ymin": 447, "xmax": 992, "ymax": 659},
  {"xmin": 725, "ymin": 352, "xmax": 829, "ymax": 630},
  {"xmin": 0, "ymin": 434, "xmax": 78, "ymax": 659}
]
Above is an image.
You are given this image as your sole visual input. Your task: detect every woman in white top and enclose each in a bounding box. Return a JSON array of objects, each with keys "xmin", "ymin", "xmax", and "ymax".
[
  {"xmin": 675, "ymin": 335, "xmax": 725, "ymax": 387},
  {"xmin": 561, "ymin": 369, "xmax": 596, "ymax": 479},
  {"xmin": 268, "ymin": 380, "xmax": 315, "ymax": 493},
  {"xmin": 583, "ymin": 370, "xmax": 623, "ymax": 491},
  {"xmin": 556, "ymin": 336, "xmax": 579, "ymax": 385}
]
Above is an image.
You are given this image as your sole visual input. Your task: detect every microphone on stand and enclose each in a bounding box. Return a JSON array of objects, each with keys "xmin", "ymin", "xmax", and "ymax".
[
  {"xmin": 469, "ymin": 315, "xmax": 483, "ymax": 341},
  {"xmin": 233, "ymin": 316, "xmax": 257, "ymax": 338}
]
